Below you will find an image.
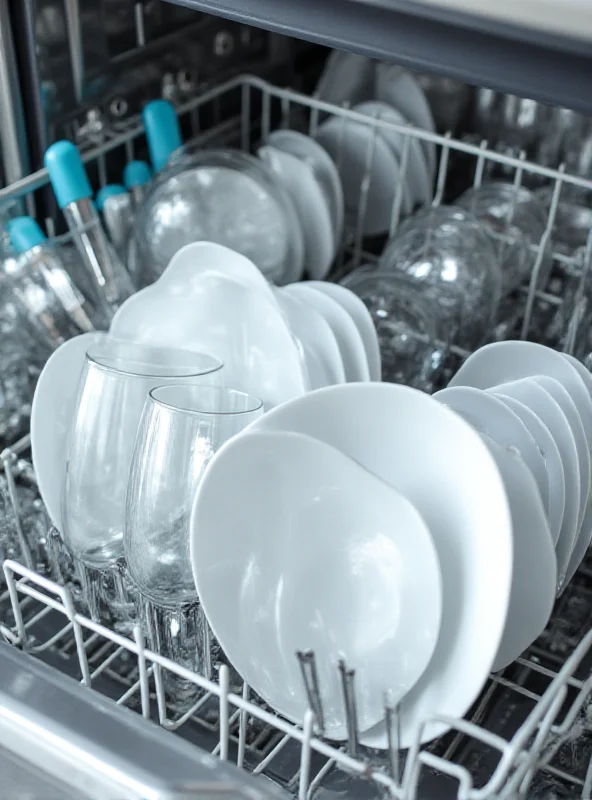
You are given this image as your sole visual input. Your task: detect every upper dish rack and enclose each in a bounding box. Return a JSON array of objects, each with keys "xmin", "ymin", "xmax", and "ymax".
[{"xmin": 2, "ymin": 74, "xmax": 592, "ymax": 799}]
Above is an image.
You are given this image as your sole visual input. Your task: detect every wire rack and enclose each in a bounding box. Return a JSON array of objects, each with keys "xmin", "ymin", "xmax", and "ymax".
[{"xmin": 2, "ymin": 73, "xmax": 592, "ymax": 799}]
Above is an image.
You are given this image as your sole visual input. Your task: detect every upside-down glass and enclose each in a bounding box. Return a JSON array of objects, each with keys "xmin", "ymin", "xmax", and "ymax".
[
  {"xmin": 125, "ymin": 385, "xmax": 263, "ymax": 698},
  {"xmin": 341, "ymin": 267, "xmax": 446, "ymax": 390},
  {"xmin": 379, "ymin": 205, "xmax": 503, "ymax": 349},
  {"xmin": 61, "ymin": 341, "xmax": 223, "ymax": 569},
  {"xmin": 133, "ymin": 147, "xmax": 304, "ymax": 285}
]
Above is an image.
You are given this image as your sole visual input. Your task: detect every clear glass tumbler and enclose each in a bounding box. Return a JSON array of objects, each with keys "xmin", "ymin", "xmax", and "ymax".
[{"xmin": 61, "ymin": 340, "xmax": 223, "ymax": 569}]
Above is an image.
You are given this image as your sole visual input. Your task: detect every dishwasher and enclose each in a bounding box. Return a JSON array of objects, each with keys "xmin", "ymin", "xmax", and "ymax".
[{"xmin": 1, "ymin": 1, "xmax": 592, "ymax": 798}]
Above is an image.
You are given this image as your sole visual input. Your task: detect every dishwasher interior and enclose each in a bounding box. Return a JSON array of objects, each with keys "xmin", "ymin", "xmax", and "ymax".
[{"xmin": 2, "ymin": 3, "xmax": 592, "ymax": 799}]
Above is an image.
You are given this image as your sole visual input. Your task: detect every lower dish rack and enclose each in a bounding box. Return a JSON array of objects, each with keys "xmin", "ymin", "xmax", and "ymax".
[{"xmin": 2, "ymin": 73, "xmax": 592, "ymax": 799}]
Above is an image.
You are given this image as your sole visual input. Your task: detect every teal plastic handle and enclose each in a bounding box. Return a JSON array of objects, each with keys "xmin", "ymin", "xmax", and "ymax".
[
  {"xmin": 96, "ymin": 184, "xmax": 127, "ymax": 212},
  {"xmin": 123, "ymin": 160, "xmax": 153, "ymax": 189},
  {"xmin": 44, "ymin": 140, "xmax": 93, "ymax": 209},
  {"xmin": 142, "ymin": 100, "xmax": 182, "ymax": 172},
  {"xmin": 8, "ymin": 216, "xmax": 47, "ymax": 253}
]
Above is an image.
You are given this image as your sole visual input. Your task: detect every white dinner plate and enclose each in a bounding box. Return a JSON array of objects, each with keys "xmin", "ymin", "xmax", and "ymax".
[
  {"xmin": 305, "ymin": 280, "xmax": 381, "ymax": 382},
  {"xmin": 258, "ymin": 145, "xmax": 334, "ymax": 280},
  {"xmin": 31, "ymin": 331, "xmax": 106, "ymax": 533},
  {"xmin": 493, "ymin": 393, "xmax": 565, "ymax": 547},
  {"xmin": 191, "ymin": 429, "xmax": 442, "ymax": 739},
  {"xmin": 355, "ymin": 101, "xmax": 432, "ymax": 207},
  {"xmin": 374, "ymin": 63, "xmax": 437, "ymax": 178},
  {"xmin": 315, "ymin": 50, "xmax": 375, "ymax": 113},
  {"xmin": 266, "ymin": 129, "xmax": 345, "ymax": 253},
  {"xmin": 433, "ymin": 386, "xmax": 549, "ymax": 517},
  {"xmin": 316, "ymin": 114, "xmax": 412, "ymax": 236},
  {"xmin": 111, "ymin": 242, "xmax": 308, "ymax": 409},
  {"xmin": 482, "ymin": 436, "xmax": 556, "ymax": 671},
  {"xmin": 248, "ymin": 383, "xmax": 513, "ymax": 748},
  {"xmin": 284, "ymin": 283, "xmax": 370, "ymax": 382},
  {"xmin": 493, "ymin": 379, "xmax": 580, "ymax": 590},
  {"xmin": 274, "ymin": 288, "xmax": 345, "ymax": 389}
]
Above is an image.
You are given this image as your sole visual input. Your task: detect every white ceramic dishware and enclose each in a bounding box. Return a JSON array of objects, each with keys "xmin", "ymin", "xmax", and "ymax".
[
  {"xmin": 284, "ymin": 283, "xmax": 370, "ymax": 382},
  {"xmin": 374, "ymin": 63, "xmax": 437, "ymax": 178},
  {"xmin": 266, "ymin": 129, "xmax": 344, "ymax": 249},
  {"xmin": 31, "ymin": 331, "xmax": 105, "ymax": 532},
  {"xmin": 304, "ymin": 280, "xmax": 381, "ymax": 382},
  {"xmin": 110, "ymin": 242, "xmax": 309, "ymax": 408},
  {"xmin": 191, "ymin": 429, "xmax": 443, "ymax": 740},
  {"xmin": 433, "ymin": 386, "xmax": 549, "ymax": 516},
  {"xmin": 316, "ymin": 113, "xmax": 412, "ymax": 236},
  {"xmin": 492, "ymin": 379, "xmax": 580, "ymax": 590},
  {"xmin": 354, "ymin": 100, "xmax": 432, "ymax": 207},
  {"xmin": 493, "ymin": 393, "xmax": 565, "ymax": 547},
  {"xmin": 248, "ymin": 383, "xmax": 513, "ymax": 749},
  {"xmin": 481, "ymin": 436, "xmax": 556, "ymax": 671},
  {"xmin": 315, "ymin": 49, "xmax": 375, "ymax": 113},
  {"xmin": 449, "ymin": 341, "xmax": 592, "ymax": 449},
  {"xmin": 258, "ymin": 145, "xmax": 334, "ymax": 280}
]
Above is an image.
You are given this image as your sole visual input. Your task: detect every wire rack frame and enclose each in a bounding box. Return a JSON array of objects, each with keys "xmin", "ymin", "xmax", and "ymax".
[{"xmin": 1, "ymin": 74, "xmax": 592, "ymax": 798}]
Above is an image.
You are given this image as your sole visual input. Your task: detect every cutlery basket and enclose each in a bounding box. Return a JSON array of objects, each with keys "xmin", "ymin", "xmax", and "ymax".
[{"xmin": 2, "ymin": 73, "xmax": 592, "ymax": 800}]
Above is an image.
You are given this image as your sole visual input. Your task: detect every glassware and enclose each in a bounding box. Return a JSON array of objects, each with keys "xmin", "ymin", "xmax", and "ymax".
[
  {"xmin": 378, "ymin": 205, "xmax": 502, "ymax": 349},
  {"xmin": 61, "ymin": 341, "xmax": 223, "ymax": 569},
  {"xmin": 133, "ymin": 147, "xmax": 304, "ymax": 285},
  {"xmin": 124, "ymin": 384, "xmax": 263, "ymax": 697},
  {"xmin": 456, "ymin": 182, "xmax": 552, "ymax": 294},
  {"xmin": 341, "ymin": 267, "xmax": 446, "ymax": 390}
]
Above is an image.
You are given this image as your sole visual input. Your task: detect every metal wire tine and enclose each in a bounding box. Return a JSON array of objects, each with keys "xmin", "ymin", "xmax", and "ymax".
[
  {"xmin": 1, "ymin": 450, "xmax": 33, "ymax": 570},
  {"xmin": 134, "ymin": 2, "xmax": 146, "ymax": 47},
  {"xmin": 388, "ymin": 130, "xmax": 410, "ymax": 239},
  {"xmin": 261, "ymin": 87, "xmax": 272, "ymax": 141},
  {"xmin": 432, "ymin": 132, "xmax": 451, "ymax": 207},
  {"xmin": 297, "ymin": 649, "xmax": 325, "ymax": 736},
  {"xmin": 281, "ymin": 95, "xmax": 290, "ymax": 129},
  {"xmin": 472, "ymin": 139, "xmax": 489, "ymax": 188},
  {"xmin": 384, "ymin": 691, "xmax": 402, "ymax": 787},
  {"xmin": 338, "ymin": 658, "xmax": 360, "ymax": 758},
  {"xmin": 497, "ymin": 150, "xmax": 526, "ymax": 274},
  {"xmin": 309, "ymin": 102, "xmax": 320, "ymax": 138},
  {"xmin": 353, "ymin": 111, "xmax": 380, "ymax": 267},
  {"xmin": 563, "ymin": 227, "xmax": 592, "ymax": 355},
  {"xmin": 240, "ymin": 82, "xmax": 251, "ymax": 153}
]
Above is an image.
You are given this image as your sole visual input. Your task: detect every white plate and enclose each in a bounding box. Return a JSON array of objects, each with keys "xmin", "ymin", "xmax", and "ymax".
[
  {"xmin": 532, "ymin": 376, "xmax": 590, "ymax": 538},
  {"xmin": 31, "ymin": 331, "xmax": 106, "ymax": 533},
  {"xmin": 284, "ymin": 284, "xmax": 370, "ymax": 382},
  {"xmin": 316, "ymin": 114, "xmax": 412, "ymax": 236},
  {"xmin": 450, "ymin": 341, "xmax": 592, "ymax": 449},
  {"xmin": 481, "ymin": 437, "xmax": 556, "ymax": 671},
  {"xmin": 191, "ymin": 429, "xmax": 442, "ymax": 740},
  {"xmin": 266, "ymin": 130, "xmax": 345, "ymax": 253},
  {"xmin": 493, "ymin": 379, "xmax": 580, "ymax": 590},
  {"xmin": 305, "ymin": 280, "xmax": 381, "ymax": 382},
  {"xmin": 355, "ymin": 101, "xmax": 432, "ymax": 207},
  {"xmin": 274, "ymin": 289, "xmax": 344, "ymax": 389},
  {"xmin": 315, "ymin": 50, "xmax": 375, "ymax": 113},
  {"xmin": 248, "ymin": 383, "xmax": 512, "ymax": 748},
  {"xmin": 258, "ymin": 145, "xmax": 334, "ymax": 281},
  {"xmin": 374, "ymin": 63, "xmax": 437, "ymax": 178},
  {"xmin": 433, "ymin": 386, "xmax": 549, "ymax": 517},
  {"xmin": 493, "ymin": 393, "xmax": 565, "ymax": 547},
  {"xmin": 111, "ymin": 242, "xmax": 308, "ymax": 409}
]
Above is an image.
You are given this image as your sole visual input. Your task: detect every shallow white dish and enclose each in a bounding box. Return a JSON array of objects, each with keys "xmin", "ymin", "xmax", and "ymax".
[
  {"xmin": 316, "ymin": 113, "xmax": 412, "ymax": 236},
  {"xmin": 31, "ymin": 331, "xmax": 106, "ymax": 532},
  {"xmin": 110, "ymin": 242, "xmax": 308, "ymax": 409},
  {"xmin": 258, "ymin": 145, "xmax": 334, "ymax": 281},
  {"xmin": 191, "ymin": 428, "xmax": 442, "ymax": 740},
  {"xmin": 354, "ymin": 100, "xmax": 432, "ymax": 208},
  {"xmin": 284, "ymin": 283, "xmax": 370, "ymax": 382},
  {"xmin": 248, "ymin": 383, "xmax": 513, "ymax": 748},
  {"xmin": 315, "ymin": 50, "xmax": 375, "ymax": 114},
  {"xmin": 493, "ymin": 392, "xmax": 565, "ymax": 547},
  {"xmin": 481, "ymin": 436, "xmax": 556, "ymax": 671},
  {"xmin": 305, "ymin": 280, "xmax": 381, "ymax": 382},
  {"xmin": 493, "ymin": 378, "xmax": 580, "ymax": 590},
  {"xmin": 434, "ymin": 386, "xmax": 549, "ymax": 517},
  {"xmin": 450, "ymin": 341, "xmax": 592, "ymax": 449},
  {"xmin": 266, "ymin": 129, "xmax": 345, "ymax": 253},
  {"xmin": 374, "ymin": 63, "xmax": 437, "ymax": 178}
]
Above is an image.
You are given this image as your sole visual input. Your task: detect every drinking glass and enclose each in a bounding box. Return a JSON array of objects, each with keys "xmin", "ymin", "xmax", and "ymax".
[
  {"xmin": 341, "ymin": 267, "xmax": 446, "ymax": 390},
  {"xmin": 379, "ymin": 205, "xmax": 502, "ymax": 349},
  {"xmin": 124, "ymin": 384, "xmax": 263, "ymax": 698},
  {"xmin": 61, "ymin": 340, "xmax": 224, "ymax": 570},
  {"xmin": 456, "ymin": 182, "xmax": 552, "ymax": 294},
  {"xmin": 133, "ymin": 148, "xmax": 304, "ymax": 285}
]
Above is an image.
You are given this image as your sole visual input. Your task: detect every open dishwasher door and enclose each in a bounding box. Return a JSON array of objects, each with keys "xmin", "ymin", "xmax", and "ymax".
[{"xmin": 0, "ymin": 643, "xmax": 289, "ymax": 800}]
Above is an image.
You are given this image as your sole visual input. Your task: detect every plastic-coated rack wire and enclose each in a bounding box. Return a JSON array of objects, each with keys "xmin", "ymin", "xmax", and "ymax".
[{"xmin": 2, "ymin": 74, "xmax": 592, "ymax": 798}]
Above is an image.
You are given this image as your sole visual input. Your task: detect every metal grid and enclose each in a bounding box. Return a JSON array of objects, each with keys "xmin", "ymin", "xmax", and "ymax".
[{"xmin": 1, "ymin": 74, "xmax": 592, "ymax": 798}]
